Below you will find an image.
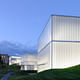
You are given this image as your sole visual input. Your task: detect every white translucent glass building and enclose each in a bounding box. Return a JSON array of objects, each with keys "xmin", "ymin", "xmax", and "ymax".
[
  {"xmin": 21, "ymin": 53, "xmax": 37, "ymax": 70},
  {"xmin": 38, "ymin": 15, "xmax": 80, "ymax": 72},
  {"xmin": 9, "ymin": 56, "xmax": 21, "ymax": 65}
]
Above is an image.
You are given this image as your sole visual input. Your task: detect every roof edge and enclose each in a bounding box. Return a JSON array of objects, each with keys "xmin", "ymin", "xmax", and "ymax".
[{"xmin": 51, "ymin": 14, "xmax": 80, "ymax": 18}]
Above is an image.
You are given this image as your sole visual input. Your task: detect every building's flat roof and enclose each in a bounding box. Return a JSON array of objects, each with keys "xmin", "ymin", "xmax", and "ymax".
[
  {"xmin": 51, "ymin": 14, "xmax": 80, "ymax": 18},
  {"xmin": 10, "ymin": 56, "xmax": 21, "ymax": 58}
]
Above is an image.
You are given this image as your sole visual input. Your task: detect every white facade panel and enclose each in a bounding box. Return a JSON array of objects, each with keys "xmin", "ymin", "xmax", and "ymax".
[
  {"xmin": 9, "ymin": 56, "xmax": 21, "ymax": 65},
  {"xmin": 52, "ymin": 16, "xmax": 80, "ymax": 41},
  {"xmin": 52, "ymin": 42, "xmax": 80, "ymax": 68},
  {"xmin": 21, "ymin": 54, "xmax": 37, "ymax": 62},
  {"xmin": 38, "ymin": 43, "xmax": 51, "ymax": 72},
  {"xmin": 21, "ymin": 53, "xmax": 37, "ymax": 70},
  {"xmin": 38, "ymin": 17, "xmax": 52, "ymax": 72},
  {"xmin": 38, "ymin": 18, "xmax": 51, "ymax": 52}
]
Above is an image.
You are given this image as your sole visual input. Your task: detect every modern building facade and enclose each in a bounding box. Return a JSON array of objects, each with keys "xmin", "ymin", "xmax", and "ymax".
[
  {"xmin": 9, "ymin": 56, "xmax": 21, "ymax": 65},
  {"xmin": 21, "ymin": 53, "xmax": 37, "ymax": 70},
  {"xmin": 0, "ymin": 54, "xmax": 9, "ymax": 65},
  {"xmin": 38, "ymin": 15, "xmax": 80, "ymax": 72}
]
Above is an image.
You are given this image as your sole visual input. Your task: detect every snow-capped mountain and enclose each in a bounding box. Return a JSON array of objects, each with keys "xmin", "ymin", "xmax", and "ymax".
[{"xmin": 0, "ymin": 41, "xmax": 37, "ymax": 56}]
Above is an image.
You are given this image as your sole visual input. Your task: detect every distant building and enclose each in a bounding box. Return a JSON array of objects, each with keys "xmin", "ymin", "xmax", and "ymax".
[
  {"xmin": 0, "ymin": 54, "xmax": 9, "ymax": 65},
  {"xmin": 9, "ymin": 56, "xmax": 21, "ymax": 65},
  {"xmin": 38, "ymin": 15, "xmax": 80, "ymax": 72},
  {"xmin": 21, "ymin": 53, "xmax": 37, "ymax": 70}
]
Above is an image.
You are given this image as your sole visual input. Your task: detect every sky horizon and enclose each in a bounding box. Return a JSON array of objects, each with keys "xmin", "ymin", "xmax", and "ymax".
[{"xmin": 0, "ymin": 0, "xmax": 80, "ymax": 48}]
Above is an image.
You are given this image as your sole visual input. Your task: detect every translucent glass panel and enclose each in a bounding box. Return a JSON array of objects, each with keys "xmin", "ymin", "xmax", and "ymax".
[
  {"xmin": 52, "ymin": 16, "xmax": 80, "ymax": 41},
  {"xmin": 38, "ymin": 15, "xmax": 80, "ymax": 72},
  {"xmin": 21, "ymin": 54, "xmax": 37, "ymax": 70},
  {"xmin": 38, "ymin": 43, "xmax": 51, "ymax": 72},
  {"xmin": 52, "ymin": 42, "xmax": 80, "ymax": 68},
  {"xmin": 21, "ymin": 54, "xmax": 37, "ymax": 62},
  {"xmin": 38, "ymin": 18, "xmax": 51, "ymax": 52}
]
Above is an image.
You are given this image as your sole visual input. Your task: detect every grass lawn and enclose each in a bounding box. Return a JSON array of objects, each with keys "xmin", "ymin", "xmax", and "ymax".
[{"xmin": 8, "ymin": 65, "xmax": 80, "ymax": 80}]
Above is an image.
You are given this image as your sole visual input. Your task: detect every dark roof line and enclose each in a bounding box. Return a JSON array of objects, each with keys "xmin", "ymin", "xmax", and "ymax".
[{"xmin": 51, "ymin": 14, "xmax": 80, "ymax": 18}]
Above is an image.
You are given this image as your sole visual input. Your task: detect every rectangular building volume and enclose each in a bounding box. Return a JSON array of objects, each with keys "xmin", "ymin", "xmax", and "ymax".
[{"xmin": 38, "ymin": 15, "xmax": 80, "ymax": 72}]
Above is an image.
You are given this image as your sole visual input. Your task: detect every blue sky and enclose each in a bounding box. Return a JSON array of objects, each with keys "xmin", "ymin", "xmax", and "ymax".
[{"xmin": 0, "ymin": 0, "xmax": 80, "ymax": 47}]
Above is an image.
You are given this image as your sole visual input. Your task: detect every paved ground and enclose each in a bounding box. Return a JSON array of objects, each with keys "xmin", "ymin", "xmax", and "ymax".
[{"xmin": 1, "ymin": 72, "xmax": 13, "ymax": 80}]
